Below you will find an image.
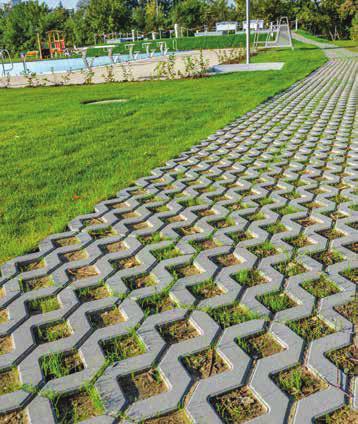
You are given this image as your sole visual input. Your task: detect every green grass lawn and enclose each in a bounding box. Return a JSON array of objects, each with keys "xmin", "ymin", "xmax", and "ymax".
[
  {"xmin": 297, "ymin": 30, "xmax": 358, "ymax": 52},
  {"xmin": 0, "ymin": 41, "xmax": 326, "ymax": 264},
  {"xmin": 87, "ymin": 34, "xmax": 248, "ymax": 56}
]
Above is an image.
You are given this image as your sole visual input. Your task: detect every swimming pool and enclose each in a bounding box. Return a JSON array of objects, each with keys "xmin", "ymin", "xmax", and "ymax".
[{"xmin": 5, "ymin": 52, "xmax": 164, "ymax": 77}]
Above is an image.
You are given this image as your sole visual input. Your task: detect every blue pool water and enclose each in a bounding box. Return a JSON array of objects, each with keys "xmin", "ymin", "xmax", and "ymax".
[{"xmin": 6, "ymin": 52, "xmax": 163, "ymax": 77}]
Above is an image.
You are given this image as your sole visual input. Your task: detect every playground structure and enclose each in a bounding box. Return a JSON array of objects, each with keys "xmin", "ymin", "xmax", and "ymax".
[
  {"xmin": 254, "ymin": 17, "xmax": 293, "ymax": 50},
  {"xmin": 31, "ymin": 30, "xmax": 67, "ymax": 60}
]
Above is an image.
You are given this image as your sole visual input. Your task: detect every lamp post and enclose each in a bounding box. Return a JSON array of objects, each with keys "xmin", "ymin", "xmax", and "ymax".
[{"xmin": 246, "ymin": 0, "xmax": 250, "ymax": 64}]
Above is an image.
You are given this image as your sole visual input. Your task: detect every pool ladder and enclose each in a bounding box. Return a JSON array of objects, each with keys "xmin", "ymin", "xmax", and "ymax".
[{"xmin": 0, "ymin": 49, "xmax": 13, "ymax": 76}]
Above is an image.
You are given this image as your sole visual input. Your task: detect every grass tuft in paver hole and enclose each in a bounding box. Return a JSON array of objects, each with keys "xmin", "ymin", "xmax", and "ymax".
[
  {"xmin": 208, "ymin": 303, "xmax": 261, "ymax": 329},
  {"xmin": 111, "ymin": 256, "xmax": 140, "ymax": 270},
  {"xmin": 285, "ymin": 234, "xmax": 312, "ymax": 249},
  {"xmin": 100, "ymin": 331, "xmax": 145, "ymax": 363},
  {"xmin": 67, "ymin": 265, "xmax": 98, "ymax": 282},
  {"xmin": 138, "ymin": 232, "xmax": 168, "ymax": 246},
  {"xmin": 76, "ymin": 283, "xmax": 110, "ymax": 303},
  {"xmin": 287, "ymin": 315, "xmax": 334, "ymax": 341},
  {"xmin": 19, "ymin": 276, "xmax": 54, "ymax": 293},
  {"xmin": 245, "ymin": 211, "xmax": 266, "ymax": 222},
  {"xmin": 188, "ymin": 279, "xmax": 223, "ymax": 301},
  {"xmin": 0, "ymin": 368, "xmax": 21, "ymax": 395},
  {"xmin": 60, "ymin": 250, "xmax": 88, "ymax": 263},
  {"xmin": 0, "ymin": 335, "xmax": 13, "ymax": 355},
  {"xmin": 277, "ymin": 205, "xmax": 301, "ymax": 216},
  {"xmin": 318, "ymin": 228, "xmax": 345, "ymax": 240},
  {"xmin": 212, "ymin": 252, "xmax": 241, "ymax": 267},
  {"xmin": 17, "ymin": 259, "xmax": 45, "ymax": 273},
  {"xmin": 237, "ymin": 332, "xmax": 284, "ymax": 359},
  {"xmin": 101, "ymin": 240, "xmax": 126, "ymax": 254},
  {"xmin": 54, "ymin": 236, "xmax": 79, "ymax": 248},
  {"xmin": 340, "ymin": 267, "xmax": 358, "ymax": 283},
  {"xmin": 123, "ymin": 273, "xmax": 156, "ymax": 290},
  {"xmin": 34, "ymin": 320, "xmax": 72, "ymax": 344},
  {"xmin": 88, "ymin": 227, "xmax": 116, "ymax": 240},
  {"xmin": 247, "ymin": 241, "xmax": 278, "ymax": 258},
  {"xmin": 144, "ymin": 409, "xmax": 191, "ymax": 424},
  {"xmin": 228, "ymin": 230, "xmax": 253, "ymax": 244},
  {"xmin": 183, "ymin": 348, "xmax": 228, "ymax": 379},
  {"xmin": 82, "ymin": 218, "xmax": 104, "ymax": 227},
  {"xmin": 344, "ymin": 242, "xmax": 358, "ymax": 254},
  {"xmin": 27, "ymin": 295, "xmax": 60, "ymax": 315},
  {"xmin": 211, "ymin": 385, "xmax": 266, "ymax": 423},
  {"xmin": 152, "ymin": 245, "xmax": 182, "ymax": 261},
  {"xmin": 257, "ymin": 290, "xmax": 296, "ymax": 313},
  {"xmin": 326, "ymin": 344, "xmax": 357, "ymax": 376},
  {"xmin": 40, "ymin": 350, "xmax": 84, "ymax": 382},
  {"xmin": 315, "ymin": 405, "xmax": 358, "ymax": 423},
  {"xmin": 0, "ymin": 409, "xmax": 29, "ymax": 424},
  {"xmin": 273, "ymin": 365, "xmax": 327, "ymax": 400},
  {"xmin": 171, "ymin": 263, "xmax": 201, "ymax": 279},
  {"xmin": 190, "ymin": 237, "xmax": 219, "ymax": 253},
  {"xmin": 232, "ymin": 269, "xmax": 267, "ymax": 287},
  {"xmin": 118, "ymin": 368, "xmax": 167, "ymax": 403},
  {"xmin": 295, "ymin": 216, "xmax": 319, "ymax": 228},
  {"xmin": 158, "ymin": 319, "xmax": 198, "ymax": 344},
  {"xmin": 335, "ymin": 297, "xmax": 358, "ymax": 324},
  {"xmin": 0, "ymin": 308, "xmax": 8, "ymax": 323},
  {"xmin": 263, "ymin": 222, "xmax": 287, "ymax": 235},
  {"xmin": 301, "ymin": 274, "xmax": 340, "ymax": 298},
  {"xmin": 138, "ymin": 292, "xmax": 175, "ymax": 316},
  {"xmin": 88, "ymin": 306, "xmax": 125, "ymax": 329},
  {"xmin": 273, "ymin": 260, "xmax": 307, "ymax": 278},
  {"xmin": 54, "ymin": 386, "xmax": 103, "ymax": 424},
  {"xmin": 310, "ymin": 250, "xmax": 344, "ymax": 266}
]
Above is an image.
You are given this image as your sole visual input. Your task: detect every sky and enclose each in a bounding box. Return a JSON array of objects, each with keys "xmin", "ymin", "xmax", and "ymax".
[{"xmin": 45, "ymin": 0, "xmax": 77, "ymax": 7}]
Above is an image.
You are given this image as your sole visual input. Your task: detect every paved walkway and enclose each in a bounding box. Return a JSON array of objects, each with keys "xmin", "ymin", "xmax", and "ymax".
[{"xmin": 0, "ymin": 37, "xmax": 357, "ymax": 424}]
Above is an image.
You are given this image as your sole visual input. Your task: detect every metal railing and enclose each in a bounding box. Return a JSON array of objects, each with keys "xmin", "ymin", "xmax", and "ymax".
[{"xmin": 0, "ymin": 49, "xmax": 13, "ymax": 76}]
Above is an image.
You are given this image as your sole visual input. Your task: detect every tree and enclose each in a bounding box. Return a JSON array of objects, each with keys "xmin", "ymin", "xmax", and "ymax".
[
  {"xmin": 170, "ymin": 0, "xmax": 206, "ymax": 29},
  {"xmin": 85, "ymin": 0, "xmax": 132, "ymax": 34},
  {"xmin": 145, "ymin": 0, "xmax": 165, "ymax": 32}
]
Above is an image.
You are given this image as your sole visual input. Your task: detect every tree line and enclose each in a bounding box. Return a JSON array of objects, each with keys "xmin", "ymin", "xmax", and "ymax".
[{"xmin": 0, "ymin": 0, "xmax": 356, "ymax": 54}]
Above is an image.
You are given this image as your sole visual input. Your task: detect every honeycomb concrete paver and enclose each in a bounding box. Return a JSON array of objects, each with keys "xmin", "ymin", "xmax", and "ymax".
[{"xmin": 0, "ymin": 38, "xmax": 357, "ymax": 423}]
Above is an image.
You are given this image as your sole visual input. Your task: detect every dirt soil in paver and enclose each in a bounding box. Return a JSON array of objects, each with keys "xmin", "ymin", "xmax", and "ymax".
[
  {"xmin": 35, "ymin": 321, "xmax": 72, "ymax": 344},
  {"xmin": 82, "ymin": 218, "xmax": 104, "ymax": 227},
  {"xmin": 341, "ymin": 268, "xmax": 358, "ymax": 283},
  {"xmin": 138, "ymin": 293, "xmax": 175, "ymax": 315},
  {"xmin": 335, "ymin": 298, "xmax": 358, "ymax": 324},
  {"xmin": 238, "ymin": 332, "xmax": 284, "ymax": 359},
  {"xmin": 144, "ymin": 410, "xmax": 191, "ymax": 424},
  {"xmin": 301, "ymin": 275, "xmax": 340, "ymax": 298},
  {"xmin": 183, "ymin": 348, "xmax": 228, "ymax": 379},
  {"xmin": 211, "ymin": 386, "xmax": 266, "ymax": 423},
  {"xmin": 112, "ymin": 256, "xmax": 139, "ymax": 270},
  {"xmin": 0, "ymin": 336, "xmax": 13, "ymax": 355},
  {"xmin": 67, "ymin": 266, "xmax": 98, "ymax": 281},
  {"xmin": 326, "ymin": 344, "xmax": 358, "ymax": 376},
  {"xmin": 119, "ymin": 369, "xmax": 167, "ymax": 402},
  {"xmin": 0, "ymin": 368, "xmax": 21, "ymax": 395},
  {"xmin": 214, "ymin": 253, "xmax": 241, "ymax": 267},
  {"xmin": 124, "ymin": 274, "xmax": 156, "ymax": 290},
  {"xmin": 174, "ymin": 264, "xmax": 201, "ymax": 278},
  {"xmin": 61, "ymin": 250, "xmax": 88, "ymax": 263},
  {"xmin": 21, "ymin": 276, "xmax": 54, "ymax": 292},
  {"xmin": 18, "ymin": 259, "xmax": 45, "ymax": 273},
  {"xmin": 159, "ymin": 320, "xmax": 198, "ymax": 344},
  {"xmin": 0, "ymin": 309, "xmax": 8, "ymax": 323},
  {"xmin": 89, "ymin": 307, "xmax": 124, "ymax": 328},
  {"xmin": 288, "ymin": 316, "xmax": 334, "ymax": 341},
  {"xmin": 55, "ymin": 391, "xmax": 102, "ymax": 423},
  {"xmin": 41, "ymin": 351, "xmax": 84, "ymax": 381},
  {"xmin": 101, "ymin": 334, "xmax": 145, "ymax": 362},
  {"xmin": 102, "ymin": 241, "xmax": 127, "ymax": 254},
  {"xmin": 54, "ymin": 236, "xmax": 79, "ymax": 247},
  {"xmin": 315, "ymin": 405, "xmax": 358, "ymax": 423},
  {"xmin": 191, "ymin": 239, "xmax": 218, "ymax": 252},
  {"xmin": 77, "ymin": 285, "xmax": 110, "ymax": 302},
  {"xmin": 188, "ymin": 280, "xmax": 223, "ymax": 300},
  {"xmin": 0, "ymin": 409, "xmax": 29, "ymax": 424},
  {"xmin": 274, "ymin": 365, "xmax": 327, "ymax": 400}
]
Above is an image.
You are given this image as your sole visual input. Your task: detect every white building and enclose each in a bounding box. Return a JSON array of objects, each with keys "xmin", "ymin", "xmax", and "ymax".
[
  {"xmin": 242, "ymin": 20, "xmax": 264, "ymax": 30},
  {"xmin": 215, "ymin": 21, "xmax": 238, "ymax": 32}
]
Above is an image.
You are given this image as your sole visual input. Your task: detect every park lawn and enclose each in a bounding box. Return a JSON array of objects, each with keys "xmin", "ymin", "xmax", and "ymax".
[
  {"xmin": 86, "ymin": 34, "xmax": 248, "ymax": 56},
  {"xmin": 297, "ymin": 29, "xmax": 358, "ymax": 52},
  {"xmin": 0, "ymin": 41, "xmax": 325, "ymax": 265}
]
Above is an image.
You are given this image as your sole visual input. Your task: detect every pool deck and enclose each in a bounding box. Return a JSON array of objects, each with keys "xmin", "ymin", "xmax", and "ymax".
[{"xmin": 3, "ymin": 49, "xmax": 224, "ymax": 88}]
